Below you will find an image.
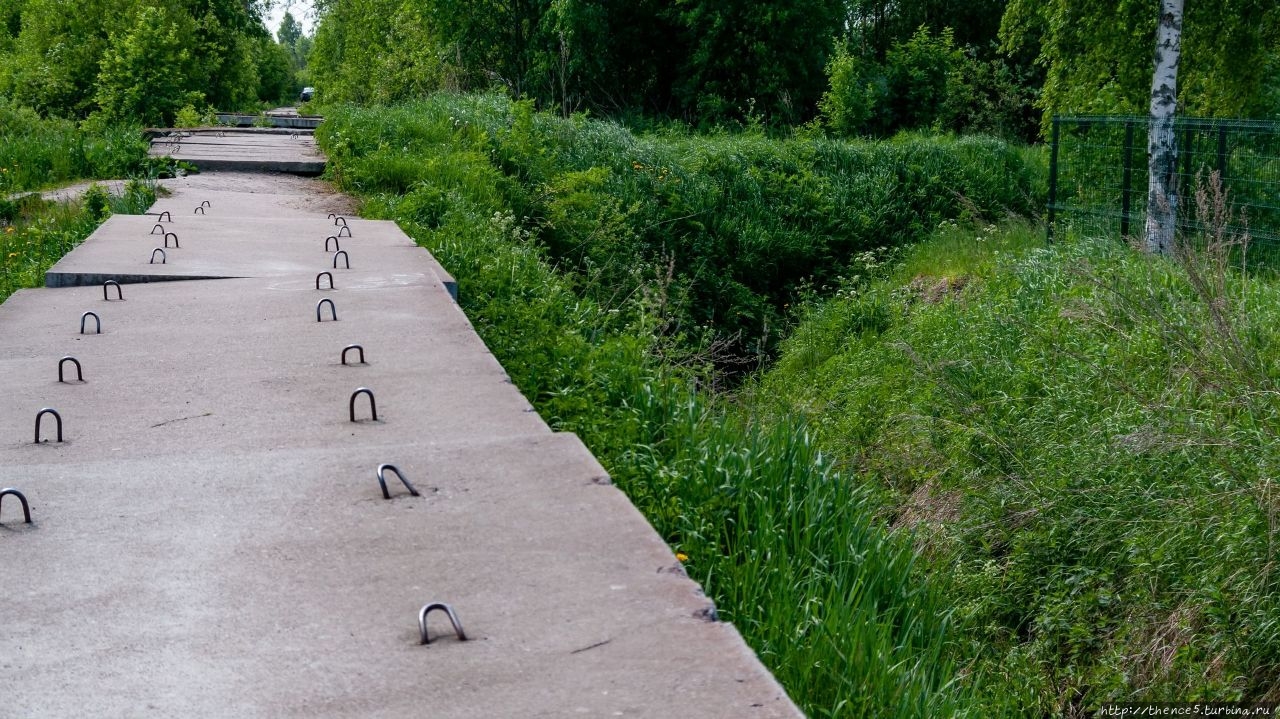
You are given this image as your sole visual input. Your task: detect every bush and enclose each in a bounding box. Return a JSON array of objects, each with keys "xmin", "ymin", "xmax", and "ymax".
[
  {"xmin": 319, "ymin": 95, "xmax": 1042, "ymax": 367},
  {"xmin": 757, "ymin": 216, "xmax": 1280, "ymax": 712}
]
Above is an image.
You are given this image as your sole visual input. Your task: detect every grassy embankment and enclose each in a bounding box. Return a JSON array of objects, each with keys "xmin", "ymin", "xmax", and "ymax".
[
  {"xmin": 0, "ymin": 100, "xmax": 157, "ymax": 301},
  {"xmin": 318, "ymin": 94, "xmax": 1045, "ymax": 717}
]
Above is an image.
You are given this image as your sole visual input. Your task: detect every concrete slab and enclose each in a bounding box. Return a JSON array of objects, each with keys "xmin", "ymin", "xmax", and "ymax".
[
  {"xmin": 0, "ymin": 167, "xmax": 801, "ymax": 716},
  {"xmin": 1, "ymin": 436, "xmax": 795, "ymax": 718},
  {"xmin": 0, "ymin": 279, "xmax": 536, "ymax": 462},
  {"xmin": 46, "ymin": 215, "xmax": 457, "ymax": 298},
  {"xmin": 151, "ymin": 131, "xmax": 326, "ymax": 175}
]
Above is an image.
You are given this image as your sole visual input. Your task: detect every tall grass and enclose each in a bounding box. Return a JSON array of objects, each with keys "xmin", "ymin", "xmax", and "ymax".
[
  {"xmin": 758, "ymin": 197, "xmax": 1280, "ymax": 711},
  {"xmin": 320, "ymin": 94, "xmax": 1043, "ymax": 365},
  {"xmin": 321, "ymin": 96, "xmax": 1004, "ymax": 716},
  {"xmin": 0, "ymin": 182, "xmax": 155, "ymax": 302},
  {"xmin": 0, "ymin": 98, "xmax": 150, "ymax": 195}
]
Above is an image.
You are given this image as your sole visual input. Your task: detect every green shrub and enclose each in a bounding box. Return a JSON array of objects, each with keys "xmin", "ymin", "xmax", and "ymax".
[
  {"xmin": 320, "ymin": 95, "xmax": 1041, "ymax": 367},
  {"xmin": 758, "ymin": 219, "xmax": 1280, "ymax": 712}
]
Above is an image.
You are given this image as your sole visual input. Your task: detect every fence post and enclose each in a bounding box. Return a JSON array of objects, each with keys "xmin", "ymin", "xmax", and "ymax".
[
  {"xmin": 1121, "ymin": 120, "xmax": 1136, "ymax": 238},
  {"xmin": 1216, "ymin": 123, "xmax": 1228, "ymax": 183},
  {"xmin": 1181, "ymin": 124, "xmax": 1194, "ymax": 198},
  {"xmin": 1047, "ymin": 116, "xmax": 1061, "ymax": 243}
]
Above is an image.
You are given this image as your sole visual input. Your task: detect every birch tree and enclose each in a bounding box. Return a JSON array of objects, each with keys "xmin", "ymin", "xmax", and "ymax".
[{"xmin": 1144, "ymin": 0, "xmax": 1182, "ymax": 254}]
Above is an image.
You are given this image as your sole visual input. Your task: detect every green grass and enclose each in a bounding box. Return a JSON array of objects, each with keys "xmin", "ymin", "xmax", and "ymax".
[
  {"xmin": 320, "ymin": 94, "xmax": 1043, "ymax": 366},
  {"xmin": 0, "ymin": 182, "xmax": 155, "ymax": 302},
  {"xmin": 757, "ymin": 220, "xmax": 1280, "ymax": 711},
  {"xmin": 0, "ymin": 99, "xmax": 151, "ymax": 195},
  {"xmin": 319, "ymin": 95, "xmax": 1008, "ymax": 716},
  {"xmin": 318, "ymin": 93, "xmax": 1280, "ymax": 714}
]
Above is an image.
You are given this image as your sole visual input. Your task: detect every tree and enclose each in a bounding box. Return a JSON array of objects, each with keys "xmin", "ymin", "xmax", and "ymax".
[
  {"xmin": 277, "ymin": 10, "xmax": 301, "ymax": 47},
  {"xmin": 1001, "ymin": 0, "xmax": 1279, "ymax": 129},
  {"xmin": 1144, "ymin": 0, "xmax": 1182, "ymax": 254},
  {"xmin": 95, "ymin": 4, "xmax": 197, "ymax": 126}
]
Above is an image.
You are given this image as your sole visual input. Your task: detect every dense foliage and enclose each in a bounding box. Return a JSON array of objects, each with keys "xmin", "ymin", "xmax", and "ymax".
[
  {"xmin": 757, "ymin": 214, "xmax": 1280, "ymax": 710},
  {"xmin": 0, "ymin": 97, "xmax": 150, "ymax": 192},
  {"xmin": 1002, "ymin": 0, "xmax": 1280, "ymax": 126},
  {"xmin": 308, "ymin": 1, "xmax": 1280, "ymax": 137},
  {"xmin": 321, "ymin": 95, "xmax": 1041, "ymax": 366},
  {"xmin": 317, "ymin": 94, "xmax": 1010, "ymax": 717},
  {"xmin": 0, "ymin": 0, "xmax": 303, "ymax": 124}
]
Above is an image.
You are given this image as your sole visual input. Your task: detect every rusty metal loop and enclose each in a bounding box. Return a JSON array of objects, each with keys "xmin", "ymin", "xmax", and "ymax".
[
  {"xmin": 150, "ymin": 248, "xmax": 166, "ymax": 264},
  {"xmin": 0, "ymin": 489, "xmax": 32, "ymax": 524},
  {"xmin": 376, "ymin": 464, "xmax": 421, "ymax": 500},
  {"xmin": 341, "ymin": 344, "xmax": 365, "ymax": 366},
  {"xmin": 34, "ymin": 408, "xmax": 63, "ymax": 444},
  {"xmin": 58, "ymin": 356, "xmax": 84, "ymax": 383},
  {"xmin": 316, "ymin": 298, "xmax": 337, "ymax": 322},
  {"xmin": 80, "ymin": 311, "xmax": 101, "ymax": 335},
  {"xmin": 316, "ymin": 271, "xmax": 334, "ymax": 290},
  {"xmin": 349, "ymin": 387, "xmax": 377, "ymax": 422},
  {"xmin": 418, "ymin": 603, "xmax": 467, "ymax": 644},
  {"xmin": 103, "ymin": 280, "xmax": 123, "ymax": 301},
  {"xmin": 332, "ymin": 250, "xmax": 350, "ymax": 269}
]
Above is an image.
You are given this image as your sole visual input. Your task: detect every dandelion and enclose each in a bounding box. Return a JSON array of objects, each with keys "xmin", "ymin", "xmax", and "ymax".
[{"xmin": 675, "ymin": 552, "xmax": 688, "ymax": 562}]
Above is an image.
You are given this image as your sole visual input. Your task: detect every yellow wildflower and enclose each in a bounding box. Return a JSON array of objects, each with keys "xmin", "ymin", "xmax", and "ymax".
[{"xmin": 675, "ymin": 552, "xmax": 688, "ymax": 562}]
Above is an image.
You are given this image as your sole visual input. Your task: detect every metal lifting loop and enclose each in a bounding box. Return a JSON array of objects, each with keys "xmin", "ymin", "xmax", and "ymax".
[
  {"xmin": 194, "ymin": 206, "xmax": 205, "ymax": 215},
  {"xmin": 349, "ymin": 387, "xmax": 377, "ymax": 422},
  {"xmin": 157, "ymin": 211, "xmax": 172, "ymax": 222},
  {"xmin": 201, "ymin": 200, "xmax": 211, "ymax": 208},
  {"xmin": 334, "ymin": 216, "xmax": 348, "ymax": 227},
  {"xmin": 0, "ymin": 489, "xmax": 32, "ymax": 524},
  {"xmin": 164, "ymin": 232, "xmax": 180, "ymax": 248},
  {"xmin": 316, "ymin": 271, "xmax": 334, "ymax": 290},
  {"xmin": 58, "ymin": 356, "xmax": 84, "ymax": 383},
  {"xmin": 376, "ymin": 464, "xmax": 421, "ymax": 500},
  {"xmin": 151, "ymin": 223, "xmax": 165, "ymax": 235},
  {"xmin": 150, "ymin": 248, "xmax": 167, "ymax": 264},
  {"xmin": 418, "ymin": 603, "xmax": 467, "ymax": 644},
  {"xmin": 34, "ymin": 408, "xmax": 63, "ymax": 444},
  {"xmin": 341, "ymin": 344, "xmax": 365, "ymax": 365},
  {"xmin": 80, "ymin": 311, "xmax": 101, "ymax": 334},
  {"xmin": 316, "ymin": 298, "xmax": 337, "ymax": 322},
  {"xmin": 338, "ymin": 226, "xmax": 352, "ymax": 238},
  {"xmin": 328, "ymin": 213, "xmax": 336, "ymax": 220},
  {"xmin": 325, "ymin": 236, "xmax": 340, "ymax": 252},
  {"xmin": 103, "ymin": 280, "xmax": 123, "ymax": 301},
  {"xmin": 332, "ymin": 250, "xmax": 350, "ymax": 269}
]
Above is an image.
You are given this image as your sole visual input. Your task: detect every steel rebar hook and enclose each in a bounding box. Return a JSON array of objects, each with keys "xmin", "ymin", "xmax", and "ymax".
[
  {"xmin": 349, "ymin": 387, "xmax": 377, "ymax": 422},
  {"xmin": 34, "ymin": 408, "xmax": 63, "ymax": 444},
  {"xmin": 418, "ymin": 603, "xmax": 467, "ymax": 644}
]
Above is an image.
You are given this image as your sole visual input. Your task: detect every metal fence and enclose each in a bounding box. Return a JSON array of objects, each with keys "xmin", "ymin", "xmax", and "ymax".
[{"xmin": 1047, "ymin": 115, "xmax": 1280, "ymax": 261}]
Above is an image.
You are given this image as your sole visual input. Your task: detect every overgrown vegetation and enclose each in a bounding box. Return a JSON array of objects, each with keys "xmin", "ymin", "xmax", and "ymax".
[
  {"xmin": 0, "ymin": 179, "xmax": 154, "ymax": 301},
  {"xmin": 755, "ymin": 187, "xmax": 1280, "ymax": 710},
  {"xmin": 0, "ymin": 98, "xmax": 150, "ymax": 193},
  {"xmin": 317, "ymin": 94, "xmax": 1052, "ymax": 716},
  {"xmin": 322, "ymin": 94, "xmax": 1042, "ymax": 366},
  {"xmin": 321, "ymin": 94, "xmax": 1280, "ymax": 714},
  {"xmin": 0, "ymin": 0, "xmax": 302, "ymax": 125}
]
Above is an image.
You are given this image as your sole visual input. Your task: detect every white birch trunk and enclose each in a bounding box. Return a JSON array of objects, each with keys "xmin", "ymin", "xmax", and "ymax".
[{"xmin": 1144, "ymin": 0, "xmax": 1184, "ymax": 255}]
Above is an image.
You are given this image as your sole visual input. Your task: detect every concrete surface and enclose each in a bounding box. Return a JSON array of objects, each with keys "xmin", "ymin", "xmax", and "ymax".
[
  {"xmin": 151, "ymin": 130, "xmax": 326, "ymax": 174},
  {"xmin": 0, "ymin": 172, "xmax": 802, "ymax": 717}
]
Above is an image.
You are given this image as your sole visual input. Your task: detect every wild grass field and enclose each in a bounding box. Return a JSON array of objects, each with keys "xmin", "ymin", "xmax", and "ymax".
[{"xmin": 317, "ymin": 94, "xmax": 1280, "ymax": 715}]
